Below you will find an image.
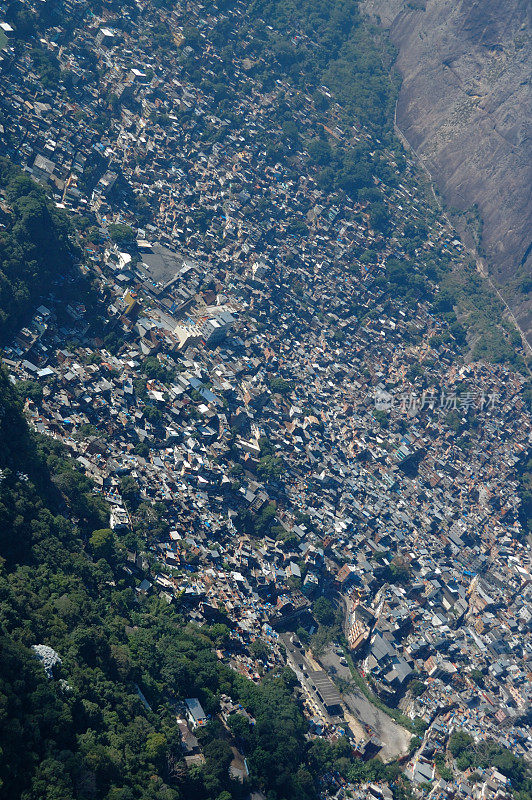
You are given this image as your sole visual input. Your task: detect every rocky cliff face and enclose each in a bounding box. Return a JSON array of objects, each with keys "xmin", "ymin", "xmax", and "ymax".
[{"xmin": 363, "ymin": 0, "xmax": 532, "ymax": 340}]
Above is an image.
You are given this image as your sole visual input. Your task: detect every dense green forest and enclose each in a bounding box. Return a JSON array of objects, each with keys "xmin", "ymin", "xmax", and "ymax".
[
  {"xmin": 245, "ymin": 0, "xmax": 399, "ymax": 136},
  {"xmin": 0, "ymin": 158, "xmax": 76, "ymax": 341}
]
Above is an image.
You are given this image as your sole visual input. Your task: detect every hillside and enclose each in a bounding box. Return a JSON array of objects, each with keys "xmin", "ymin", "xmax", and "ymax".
[
  {"xmin": 0, "ymin": 358, "xmax": 324, "ymax": 800},
  {"xmin": 0, "ymin": 159, "xmax": 77, "ymax": 341},
  {"xmin": 0, "ymin": 0, "xmax": 531, "ymax": 798},
  {"xmin": 362, "ymin": 0, "xmax": 532, "ymax": 344},
  {"xmin": 0, "ymin": 164, "xmax": 324, "ymax": 800}
]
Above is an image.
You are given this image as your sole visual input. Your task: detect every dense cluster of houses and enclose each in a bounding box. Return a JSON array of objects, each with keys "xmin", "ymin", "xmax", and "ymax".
[{"xmin": 1, "ymin": 0, "xmax": 531, "ymax": 796}]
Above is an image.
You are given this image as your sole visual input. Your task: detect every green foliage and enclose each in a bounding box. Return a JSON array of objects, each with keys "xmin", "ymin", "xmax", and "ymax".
[
  {"xmin": 433, "ymin": 287, "xmax": 456, "ymax": 313},
  {"xmin": 435, "ymin": 754, "xmax": 453, "ymax": 781},
  {"xmin": 257, "ymin": 453, "xmax": 285, "ymax": 481},
  {"xmin": 227, "ymin": 712, "xmax": 252, "ymax": 741},
  {"xmin": 347, "ymin": 757, "xmax": 403, "ymax": 785},
  {"xmin": 313, "ymin": 596, "xmax": 335, "ymax": 627},
  {"xmin": 245, "ymin": 0, "xmax": 397, "ymax": 136},
  {"xmin": 254, "ymin": 502, "xmax": 277, "ymax": 536},
  {"xmin": 108, "ymin": 223, "xmax": 136, "ymax": 245},
  {"xmin": 441, "ymin": 262, "xmax": 526, "ymax": 369},
  {"xmin": 0, "ymin": 160, "xmax": 74, "ymax": 342},
  {"xmin": 133, "ymin": 440, "xmax": 150, "ymax": 458},
  {"xmin": 269, "ymin": 376, "xmax": 294, "ymax": 395},
  {"xmin": 14, "ymin": 379, "xmax": 43, "ymax": 404},
  {"xmin": 228, "ymin": 669, "xmax": 314, "ymax": 797},
  {"xmin": 89, "ymin": 528, "xmax": 116, "ymax": 561},
  {"xmin": 120, "ymin": 476, "xmax": 140, "ymax": 510},
  {"xmin": 448, "ymin": 731, "xmax": 531, "ymax": 796},
  {"xmin": 143, "ymin": 355, "xmax": 174, "ymax": 384},
  {"xmin": 31, "ymin": 47, "xmax": 61, "ymax": 88},
  {"xmin": 386, "ymin": 258, "xmax": 430, "ymax": 305},
  {"xmin": 374, "ymin": 409, "xmax": 389, "ymax": 428},
  {"xmin": 469, "ymin": 668, "xmax": 484, "ymax": 687},
  {"xmin": 472, "ymin": 328, "xmax": 524, "ymax": 367},
  {"xmin": 516, "ymin": 449, "xmax": 532, "ymax": 533},
  {"xmin": 369, "ymin": 200, "xmax": 390, "ymax": 232},
  {"xmin": 250, "ymin": 638, "xmax": 269, "ymax": 661},
  {"xmin": 445, "ymin": 409, "xmax": 462, "ymax": 433},
  {"xmin": 412, "ymin": 717, "xmax": 428, "ymax": 736},
  {"xmin": 257, "ymin": 437, "xmax": 285, "ymax": 482},
  {"xmin": 449, "ymin": 731, "xmax": 475, "ymax": 758},
  {"xmin": 308, "ymin": 138, "xmax": 333, "ymax": 165},
  {"xmin": 408, "ymin": 678, "xmax": 426, "ymax": 698},
  {"xmin": 296, "ymin": 626, "xmax": 311, "ymax": 646}
]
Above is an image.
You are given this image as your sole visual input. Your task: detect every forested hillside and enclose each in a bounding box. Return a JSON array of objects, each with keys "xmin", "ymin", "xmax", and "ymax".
[
  {"xmin": 246, "ymin": 0, "xmax": 399, "ymax": 136},
  {"xmin": 0, "ymin": 158, "xmax": 76, "ymax": 341},
  {"xmin": 0, "ymin": 363, "xmax": 308, "ymax": 799}
]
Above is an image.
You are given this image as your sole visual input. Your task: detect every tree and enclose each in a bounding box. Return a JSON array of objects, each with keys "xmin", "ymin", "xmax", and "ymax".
[
  {"xmin": 227, "ymin": 713, "xmax": 252, "ymax": 743},
  {"xmin": 120, "ymin": 476, "xmax": 139, "ymax": 509},
  {"xmin": 133, "ymin": 441, "xmax": 150, "ymax": 458},
  {"xmin": 336, "ymin": 160, "xmax": 372, "ymax": 196},
  {"xmin": 449, "ymin": 730, "xmax": 474, "ymax": 757},
  {"xmin": 257, "ymin": 454, "xmax": 285, "ymax": 482},
  {"xmin": 15, "ymin": 380, "xmax": 43, "ymax": 405},
  {"xmin": 296, "ymin": 627, "xmax": 310, "ymax": 646},
  {"xmin": 208, "ymin": 623, "xmax": 230, "ymax": 648},
  {"xmin": 373, "ymin": 409, "xmax": 389, "ymax": 428},
  {"xmin": 269, "ymin": 377, "xmax": 293, "ymax": 395},
  {"xmin": 369, "ymin": 201, "xmax": 390, "ymax": 232},
  {"xmin": 250, "ymin": 639, "xmax": 269, "ymax": 661},
  {"xmin": 254, "ymin": 502, "xmax": 277, "ymax": 536},
  {"xmin": 308, "ymin": 139, "xmax": 332, "ymax": 165},
  {"xmin": 282, "ymin": 120, "xmax": 301, "ymax": 149},
  {"xmin": 409, "ymin": 679, "xmax": 426, "ymax": 698},
  {"xmin": 108, "ymin": 224, "xmax": 135, "ymax": 246},
  {"xmin": 0, "ymin": 162, "xmax": 75, "ymax": 343},
  {"xmin": 313, "ymin": 596, "xmax": 335, "ymax": 627},
  {"xmin": 412, "ymin": 717, "xmax": 428, "ymax": 736},
  {"xmin": 469, "ymin": 668, "xmax": 484, "ymax": 687},
  {"xmin": 145, "ymin": 732, "xmax": 167, "ymax": 765},
  {"xmin": 89, "ymin": 528, "xmax": 115, "ymax": 561}
]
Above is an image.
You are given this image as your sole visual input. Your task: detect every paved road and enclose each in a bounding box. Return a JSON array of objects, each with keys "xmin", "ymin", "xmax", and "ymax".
[{"xmin": 319, "ymin": 646, "xmax": 412, "ymax": 762}]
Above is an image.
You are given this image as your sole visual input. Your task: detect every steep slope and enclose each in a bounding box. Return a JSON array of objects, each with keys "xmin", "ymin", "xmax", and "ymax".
[
  {"xmin": 0, "ymin": 323, "xmax": 319, "ymax": 800},
  {"xmin": 0, "ymin": 159, "xmax": 75, "ymax": 341},
  {"xmin": 362, "ymin": 0, "xmax": 532, "ymax": 343},
  {"xmin": 0, "ymin": 163, "xmax": 321, "ymax": 800}
]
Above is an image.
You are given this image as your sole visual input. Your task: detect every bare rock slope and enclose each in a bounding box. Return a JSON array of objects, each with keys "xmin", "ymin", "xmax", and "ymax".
[{"xmin": 363, "ymin": 0, "xmax": 532, "ymax": 339}]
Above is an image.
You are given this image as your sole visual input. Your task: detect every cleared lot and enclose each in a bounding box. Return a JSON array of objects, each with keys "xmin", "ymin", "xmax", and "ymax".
[{"xmin": 319, "ymin": 645, "xmax": 412, "ymax": 762}]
